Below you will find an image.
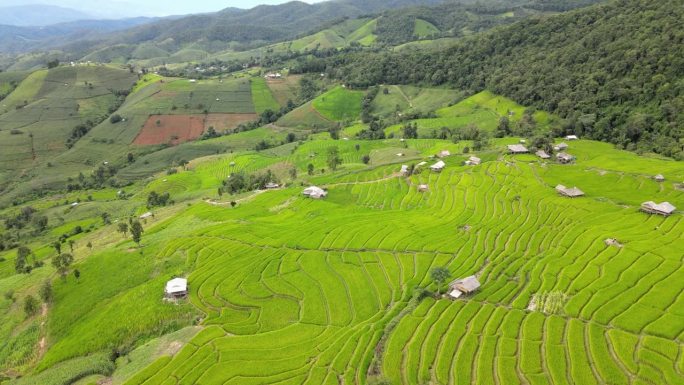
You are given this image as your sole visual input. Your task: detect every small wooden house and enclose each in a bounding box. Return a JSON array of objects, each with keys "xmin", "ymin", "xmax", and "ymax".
[
  {"xmin": 556, "ymin": 152, "xmax": 575, "ymax": 164},
  {"xmin": 654, "ymin": 174, "xmax": 665, "ymax": 182},
  {"xmin": 438, "ymin": 150, "xmax": 451, "ymax": 158},
  {"xmin": 303, "ymin": 186, "xmax": 327, "ymax": 199},
  {"xmin": 554, "ymin": 142, "xmax": 569, "ymax": 151},
  {"xmin": 566, "ymin": 135, "xmax": 579, "ymax": 141},
  {"xmin": 165, "ymin": 278, "xmax": 188, "ymax": 299},
  {"xmin": 555, "ymin": 184, "xmax": 585, "ymax": 198},
  {"xmin": 418, "ymin": 184, "xmax": 429, "ymax": 192},
  {"xmin": 507, "ymin": 144, "xmax": 529, "ymax": 154},
  {"xmin": 536, "ymin": 150, "xmax": 551, "ymax": 159},
  {"xmin": 265, "ymin": 182, "xmax": 280, "ymax": 189},
  {"xmin": 430, "ymin": 160, "xmax": 446, "ymax": 172},
  {"xmin": 465, "ymin": 156, "xmax": 481, "ymax": 166},
  {"xmin": 139, "ymin": 212, "xmax": 153, "ymax": 220},
  {"xmin": 448, "ymin": 276, "xmax": 481, "ymax": 298},
  {"xmin": 640, "ymin": 201, "xmax": 676, "ymax": 216},
  {"xmin": 400, "ymin": 165, "xmax": 409, "ymax": 175}
]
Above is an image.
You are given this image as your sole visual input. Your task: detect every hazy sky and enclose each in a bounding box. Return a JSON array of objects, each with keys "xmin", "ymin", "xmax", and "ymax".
[{"xmin": 0, "ymin": 0, "xmax": 325, "ymax": 17}]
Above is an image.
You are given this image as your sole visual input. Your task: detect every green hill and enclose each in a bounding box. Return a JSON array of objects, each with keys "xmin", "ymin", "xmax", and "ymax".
[{"xmin": 320, "ymin": 0, "xmax": 684, "ymax": 159}]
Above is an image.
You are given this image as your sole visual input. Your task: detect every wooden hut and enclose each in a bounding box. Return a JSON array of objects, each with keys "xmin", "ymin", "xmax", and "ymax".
[
  {"xmin": 536, "ymin": 150, "xmax": 551, "ymax": 159},
  {"xmin": 165, "ymin": 278, "xmax": 188, "ymax": 299},
  {"xmin": 555, "ymin": 184, "xmax": 585, "ymax": 198},
  {"xmin": 448, "ymin": 276, "xmax": 481, "ymax": 298},
  {"xmin": 507, "ymin": 144, "xmax": 529, "ymax": 154},
  {"xmin": 654, "ymin": 174, "xmax": 665, "ymax": 182},
  {"xmin": 556, "ymin": 152, "xmax": 576, "ymax": 164},
  {"xmin": 430, "ymin": 160, "xmax": 446, "ymax": 172},
  {"xmin": 465, "ymin": 156, "xmax": 481, "ymax": 166},
  {"xmin": 640, "ymin": 201, "xmax": 676, "ymax": 216},
  {"xmin": 303, "ymin": 186, "xmax": 327, "ymax": 199}
]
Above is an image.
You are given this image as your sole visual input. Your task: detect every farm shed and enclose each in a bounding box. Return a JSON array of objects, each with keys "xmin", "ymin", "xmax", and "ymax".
[
  {"xmin": 556, "ymin": 152, "xmax": 575, "ymax": 164},
  {"xmin": 438, "ymin": 150, "xmax": 451, "ymax": 158},
  {"xmin": 448, "ymin": 276, "xmax": 481, "ymax": 298},
  {"xmin": 303, "ymin": 186, "xmax": 327, "ymax": 199},
  {"xmin": 640, "ymin": 201, "xmax": 676, "ymax": 216},
  {"xmin": 165, "ymin": 278, "xmax": 188, "ymax": 299},
  {"xmin": 265, "ymin": 182, "xmax": 280, "ymax": 189},
  {"xmin": 555, "ymin": 184, "xmax": 585, "ymax": 198},
  {"xmin": 654, "ymin": 174, "xmax": 665, "ymax": 182},
  {"xmin": 554, "ymin": 142, "xmax": 569, "ymax": 151},
  {"xmin": 566, "ymin": 135, "xmax": 579, "ymax": 140},
  {"xmin": 400, "ymin": 165, "xmax": 409, "ymax": 175},
  {"xmin": 536, "ymin": 150, "xmax": 551, "ymax": 159},
  {"xmin": 465, "ymin": 156, "xmax": 481, "ymax": 166},
  {"xmin": 430, "ymin": 160, "xmax": 446, "ymax": 172},
  {"xmin": 507, "ymin": 144, "xmax": 529, "ymax": 154},
  {"xmin": 418, "ymin": 184, "xmax": 429, "ymax": 192},
  {"xmin": 140, "ymin": 212, "xmax": 153, "ymax": 220}
]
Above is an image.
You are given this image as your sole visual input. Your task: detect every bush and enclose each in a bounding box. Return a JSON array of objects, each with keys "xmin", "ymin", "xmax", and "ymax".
[{"xmin": 109, "ymin": 114, "xmax": 122, "ymax": 124}]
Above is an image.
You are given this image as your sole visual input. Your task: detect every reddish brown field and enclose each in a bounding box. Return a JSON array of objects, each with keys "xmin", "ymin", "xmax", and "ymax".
[
  {"xmin": 134, "ymin": 115, "xmax": 205, "ymax": 146},
  {"xmin": 204, "ymin": 113, "xmax": 258, "ymax": 133}
]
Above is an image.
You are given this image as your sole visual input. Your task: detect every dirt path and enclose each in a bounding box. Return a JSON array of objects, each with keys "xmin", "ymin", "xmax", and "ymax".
[
  {"xmin": 394, "ymin": 86, "xmax": 413, "ymax": 108},
  {"xmin": 36, "ymin": 303, "xmax": 49, "ymax": 360},
  {"xmin": 324, "ymin": 173, "xmax": 401, "ymax": 188},
  {"xmin": 205, "ymin": 189, "xmax": 268, "ymax": 206}
]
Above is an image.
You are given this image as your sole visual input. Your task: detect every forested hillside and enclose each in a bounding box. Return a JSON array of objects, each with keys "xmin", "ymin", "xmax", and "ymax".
[{"xmin": 310, "ymin": 0, "xmax": 684, "ymax": 158}]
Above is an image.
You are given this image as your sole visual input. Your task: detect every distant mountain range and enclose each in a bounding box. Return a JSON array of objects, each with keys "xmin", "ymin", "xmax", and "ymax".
[
  {"xmin": 0, "ymin": 0, "xmax": 446, "ymax": 56},
  {"xmin": 0, "ymin": 4, "xmax": 92, "ymax": 26}
]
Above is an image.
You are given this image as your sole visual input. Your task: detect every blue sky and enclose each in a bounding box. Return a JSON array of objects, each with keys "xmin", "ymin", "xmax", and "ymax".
[{"xmin": 0, "ymin": 1, "xmax": 325, "ymax": 17}]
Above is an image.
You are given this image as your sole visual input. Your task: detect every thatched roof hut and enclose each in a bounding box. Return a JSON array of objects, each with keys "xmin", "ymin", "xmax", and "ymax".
[
  {"xmin": 640, "ymin": 201, "xmax": 676, "ymax": 216},
  {"xmin": 430, "ymin": 160, "xmax": 446, "ymax": 172},
  {"xmin": 303, "ymin": 186, "xmax": 327, "ymax": 199},
  {"xmin": 536, "ymin": 150, "xmax": 551, "ymax": 159},
  {"xmin": 507, "ymin": 144, "xmax": 529, "ymax": 154},
  {"xmin": 555, "ymin": 184, "xmax": 585, "ymax": 198},
  {"xmin": 448, "ymin": 276, "xmax": 481, "ymax": 298}
]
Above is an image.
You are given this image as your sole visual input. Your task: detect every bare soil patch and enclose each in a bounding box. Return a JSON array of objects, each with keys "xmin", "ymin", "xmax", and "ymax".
[
  {"xmin": 205, "ymin": 113, "xmax": 257, "ymax": 133},
  {"xmin": 134, "ymin": 115, "xmax": 205, "ymax": 146}
]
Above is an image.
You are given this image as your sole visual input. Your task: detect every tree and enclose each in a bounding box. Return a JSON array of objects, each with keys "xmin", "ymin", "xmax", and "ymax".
[
  {"xmin": 52, "ymin": 253, "xmax": 74, "ymax": 280},
  {"xmin": 127, "ymin": 152, "xmax": 135, "ymax": 163},
  {"xmin": 110, "ymin": 114, "xmax": 123, "ymax": 124},
  {"xmin": 53, "ymin": 241, "xmax": 61, "ymax": 255},
  {"xmin": 326, "ymin": 146, "xmax": 342, "ymax": 171},
  {"xmin": 430, "ymin": 266, "xmax": 450, "ymax": 294},
  {"xmin": 402, "ymin": 122, "xmax": 418, "ymax": 139},
  {"xmin": 307, "ymin": 163, "xmax": 315, "ymax": 176},
  {"xmin": 101, "ymin": 212, "xmax": 111, "ymax": 225},
  {"xmin": 495, "ymin": 116, "xmax": 510, "ymax": 138},
  {"xmin": 130, "ymin": 221, "xmax": 144, "ymax": 246},
  {"xmin": 47, "ymin": 59, "xmax": 60, "ymax": 69},
  {"xmin": 68, "ymin": 239, "xmax": 75, "ymax": 253},
  {"xmin": 118, "ymin": 222, "xmax": 128, "ymax": 236},
  {"xmin": 32, "ymin": 215, "xmax": 48, "ymax": 232},
  {"xmin": 86, "ymin": 242, "xmax": 93, "ymax": 252},
  {"xmin": 230, "ymin": 201, "xmax": 237, "ymax": 208},
  {"xmin": 15, "ymin": 246, "xmax": 31, "ymax": 274},
  {"xmin": 362, "ymin": 155, "xmax": 371, "ymax": 164},
  {"xmin": 289, "ymin": 167, "xmax": 297, "ymax": 180},
  {"xmin": 24, "ymin": 295, "xmax": 39, "ymax": 317},
  {"xmin": 39, "ymin": 281, "xmax": 53, "ymax": 303},
  {"xmin": 74, "ymin": 269, "xmax": 81, "ymax": 281},
  {"xmin": 286, "ymin": 133, "xmax": 296, "ymax": 143}
]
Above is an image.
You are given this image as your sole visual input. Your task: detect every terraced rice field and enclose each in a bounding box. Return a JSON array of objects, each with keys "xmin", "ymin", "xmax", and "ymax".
[{"xmin": 114, "ymin": 140, "xmax": 683, "ymax": 385}]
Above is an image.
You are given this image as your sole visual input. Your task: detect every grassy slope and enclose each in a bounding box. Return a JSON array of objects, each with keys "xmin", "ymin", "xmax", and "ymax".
[
  {"xmin": 251, "ymin": 77, "xmax": 280, "ymax": 114},
  {"xmin": 385, "ymin": 89, "xmax": 556, "ymax": 137},
  {"xmin": 414, "ymin": 18, "xmax": 440, "ymax": 37},
  {"xmin": 311, "ymin": 86, "xmax": 364, "ymax": 121}
]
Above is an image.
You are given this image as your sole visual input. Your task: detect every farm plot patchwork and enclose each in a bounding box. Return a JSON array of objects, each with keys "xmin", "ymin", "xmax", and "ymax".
[{"xmin": 107, "ymin": 140, "xmax": 683, "ymax": 385}]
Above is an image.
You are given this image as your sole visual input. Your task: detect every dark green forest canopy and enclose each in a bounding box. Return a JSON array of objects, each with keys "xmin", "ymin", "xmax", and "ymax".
[{"xmin": 303, "ymin": 0, "xmax": 684, "ymax": 158}]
